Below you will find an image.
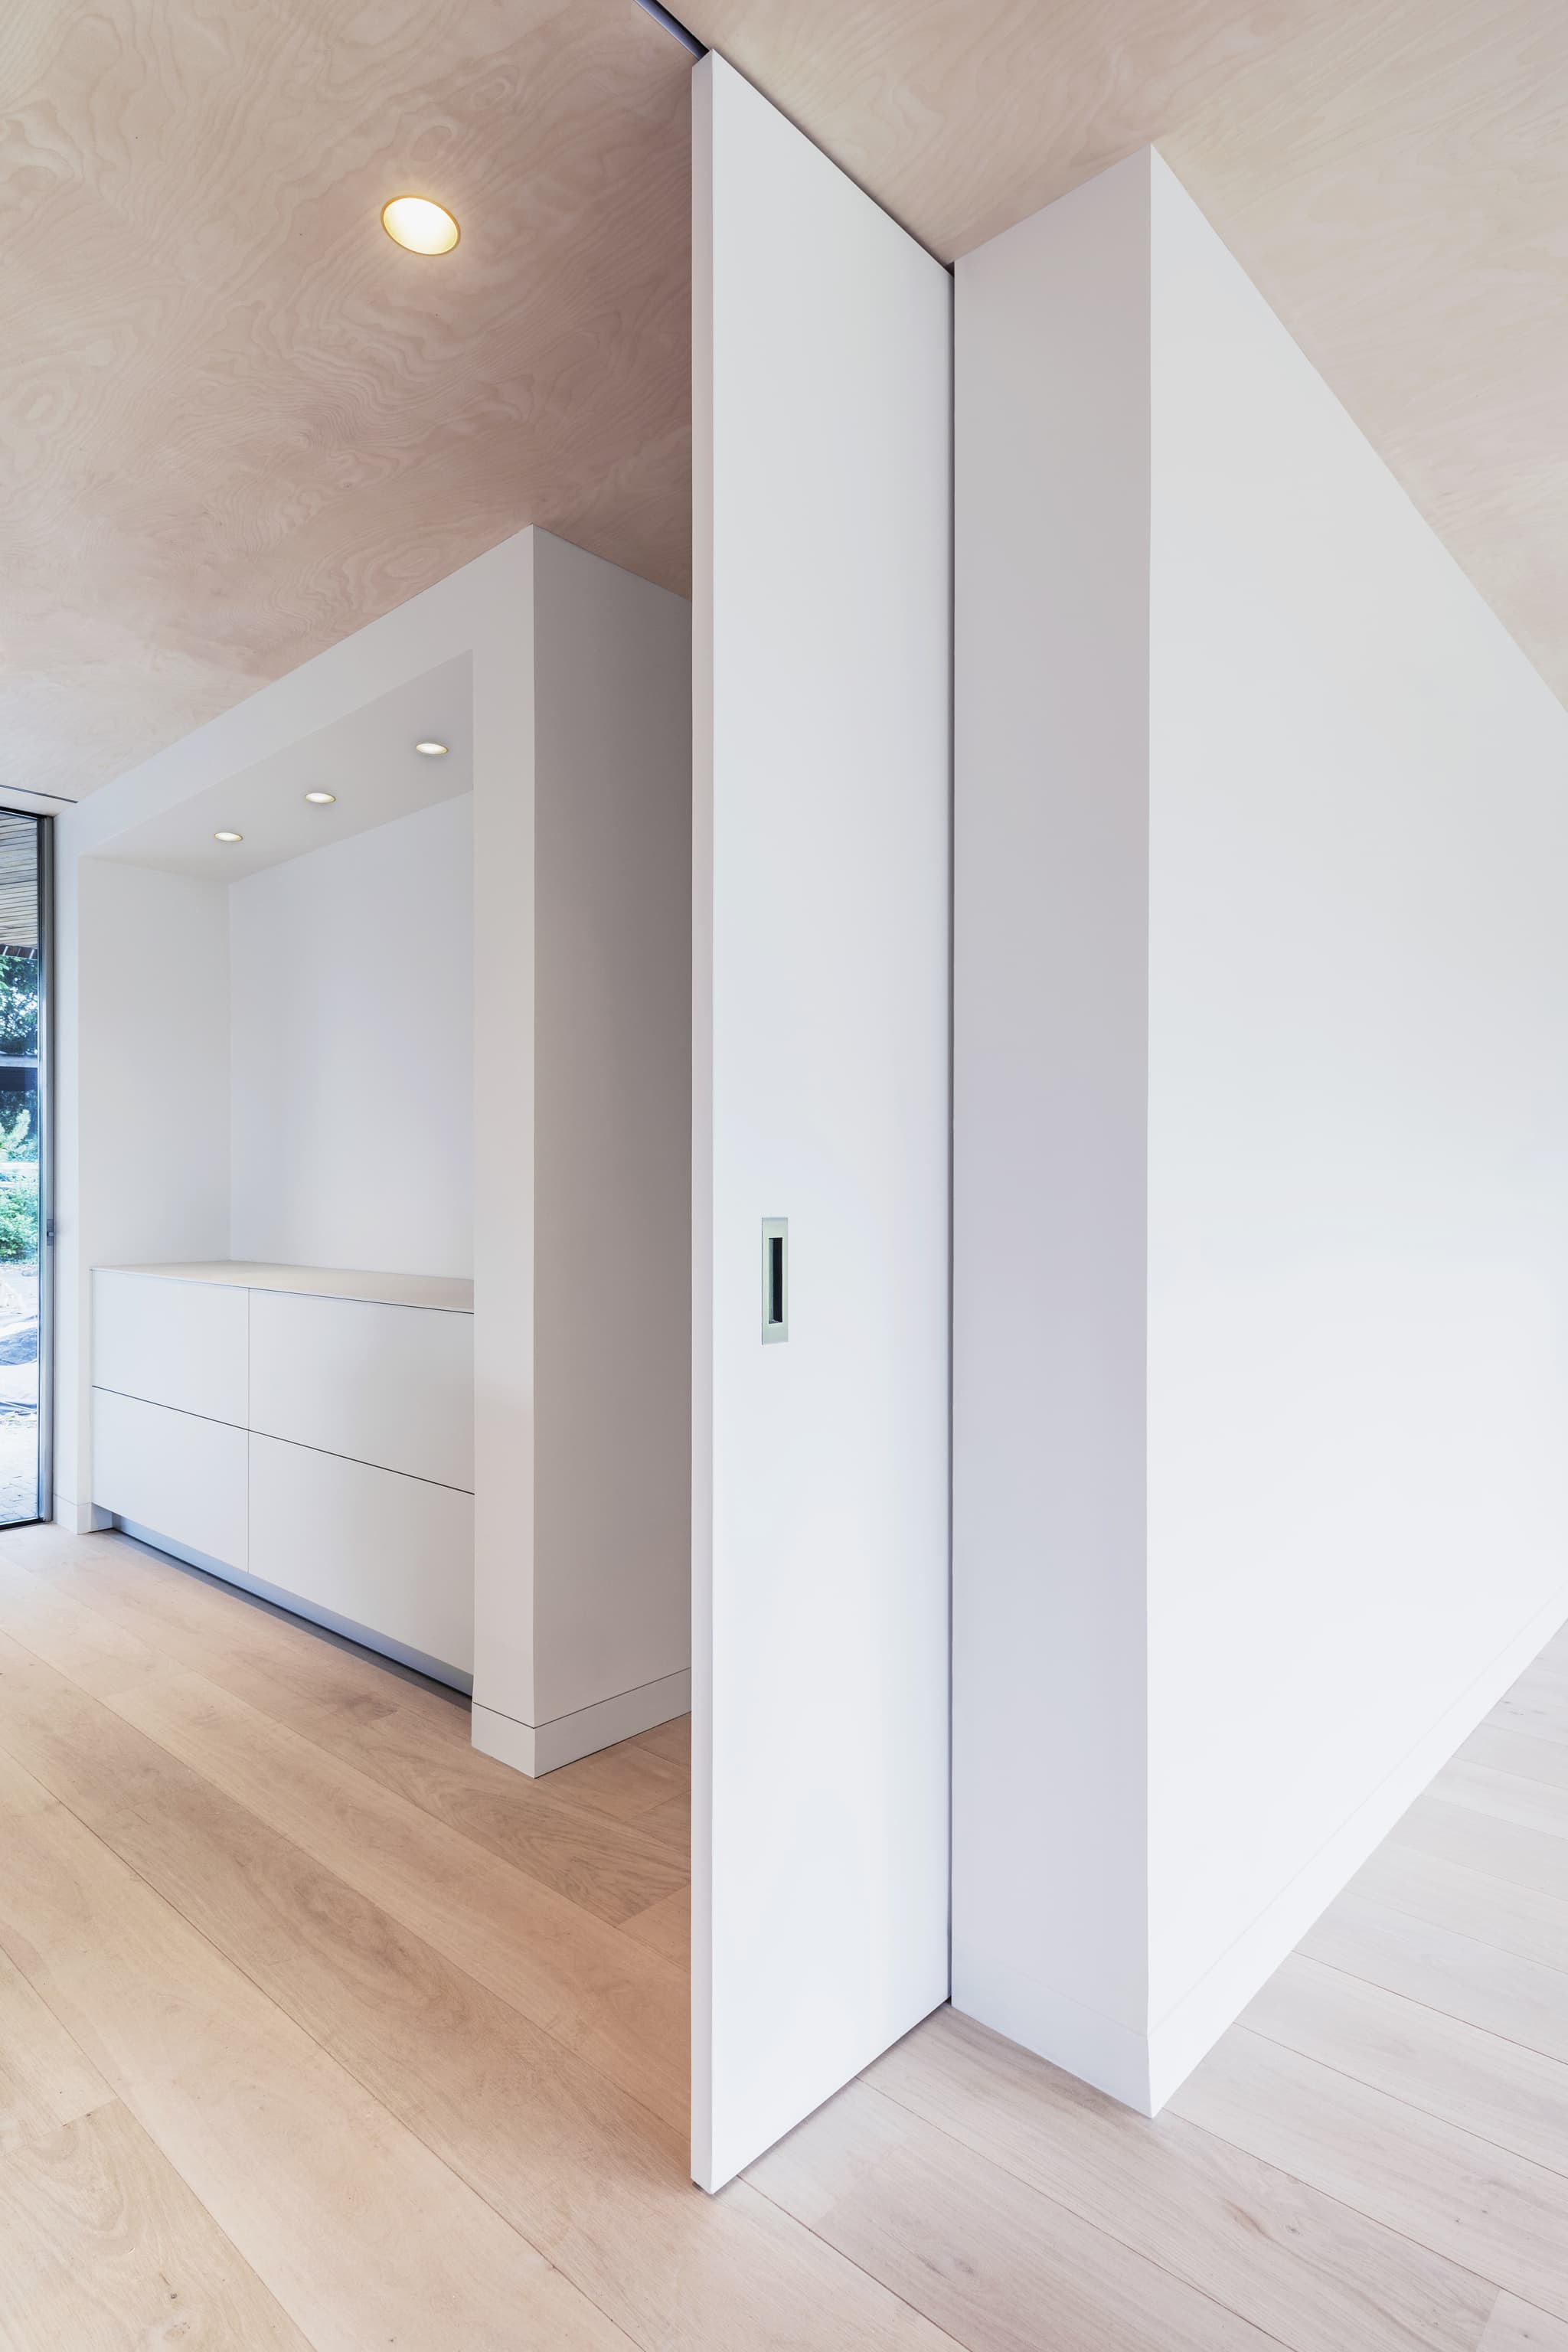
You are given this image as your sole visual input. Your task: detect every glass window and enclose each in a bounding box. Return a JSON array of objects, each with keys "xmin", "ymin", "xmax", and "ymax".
[{"xmin": 0, "ymin": 812, "xmax": 47, "ymax": 1526}]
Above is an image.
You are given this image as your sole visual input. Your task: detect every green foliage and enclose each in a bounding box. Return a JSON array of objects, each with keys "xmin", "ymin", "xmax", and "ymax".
[
  {"xmin": 0, "ymin": 949, "xmax": 36, "ymax": 1058},
  {"xmin": 0, "ymin": 1165, "xmax": 35, "ymax": 1263},
  {"xmin": 0, "ymin": 1104, "xmax": 33, "ymax": 1163},
  {"xmin": 0, "ymin": 937, "xmax": 40, "ymax": 1266},
  {"xmin": 0, "ymin": 1106, "xmax": 37, "ymax": 1260}
]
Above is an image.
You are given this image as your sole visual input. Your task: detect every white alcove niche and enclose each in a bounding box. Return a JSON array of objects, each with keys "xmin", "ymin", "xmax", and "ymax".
[{"xmin": 54, "ymin": 527, "xmax": 692, "ymax": 1769}]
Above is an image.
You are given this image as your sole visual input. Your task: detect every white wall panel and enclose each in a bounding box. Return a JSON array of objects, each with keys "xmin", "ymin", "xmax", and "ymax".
[
  {"xmin": 249, "ymin": 1289, "xmax": 473, "ymax": 1491},
  {"xmin": 692, "ymin": 54, "xmax": 952, "ymax": 2193}
]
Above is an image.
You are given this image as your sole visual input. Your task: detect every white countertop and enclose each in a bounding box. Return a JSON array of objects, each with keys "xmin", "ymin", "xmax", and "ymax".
[{"xmin": 94, "ymin": 1261, "xmax": 474, "ymax": 1315}]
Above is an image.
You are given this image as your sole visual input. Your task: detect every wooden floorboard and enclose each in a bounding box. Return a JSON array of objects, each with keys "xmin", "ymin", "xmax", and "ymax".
[
  {"xmin": 1, "ymin": 1522, "xmax": 1566, "ymax": 2348},
  {"xmin": 1298, "ymin": 1892, "xmax": 1568, "ymax": 2066},
  {"xmin": 1491, "ymin": 1668, "xmax": 1568, "ymax": 1753},
  {"xmin": 0, "ymin": 2099, "xmax": 315, "ymax": 2352},
  {"xmin": 1390, "ymin": 1791, "xmax": 1568, "ymax": 1906},
  {"xmin": 0, "ymin": 1746, "xmax": 639, "ymax": 2352},
  {"xmin": 1239, "ymin": 1953, "xmax": 1568, "ymax": 2178},
  {"xmin": 1168, "ymin": 2025, "xmax": 1568, "ymax": 2322},
  {"xmin": 1478, "ymin": 2293, "xmax": 1568, "ymax": 2351},
  {"xmin": 621, "ymin": 1883, "xmax": 692, "ymax": 1971},
  {"xmin": 1345, "ymin": 1838, "xmax": 1568, "ymax": 1975},
  {"xmin": 1439, "ymin": 1760, "xmax": 1568, "ymax": 1842},
  {"xmin": 344, "ymin": 1698, "xmax": 691, "ymax": 1921},
  {"xmin": 861, "ymin": 2003, "xmax": 1497, "ymax": 2352},
  {"xmin": 110, "ymin": 1668, "xmax": 691, "ymax": 2126},
  {"xmin": 1465, "ymin": 1723, "xmax": 1568, "ymax": 1794},
  {"xmin": 0, "ymin": 1942, "xmax": 113, "ymax": 2154},
  {"xmin": 752, "ymin": 2074, "xmax": 1313, "ymax": 2351}
]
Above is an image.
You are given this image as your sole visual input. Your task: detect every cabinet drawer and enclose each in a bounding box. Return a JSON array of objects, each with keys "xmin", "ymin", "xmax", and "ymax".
[
  {"xmin": 91, "ymin": 1388, "xmax": 247, "ymax": 1571},
  {"xmin": 249, "ymin": 1290, "xmax": 472, "ymax": 1491},
  {"xmin": 249, "ymin": 1433, "xmax": 473, "ymax": 1681},
  {"xmin": 93, "ymin": 1271, "xmax": 248, "ymax": 1428}
]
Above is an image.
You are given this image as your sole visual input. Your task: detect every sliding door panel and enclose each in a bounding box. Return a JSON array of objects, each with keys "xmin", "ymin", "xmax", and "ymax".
[{"xmin": 691, "ymin": 54, "xmax": 952, "ymax": 2193}]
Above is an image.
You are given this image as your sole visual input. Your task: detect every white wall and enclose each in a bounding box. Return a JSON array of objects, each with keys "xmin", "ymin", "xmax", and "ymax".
[
  {"xmin": 230, "ymin": 795, "xmax": 474, "ymax": 1279},
  {"xmin": 952, "ymin": 156, "xmax": 1155, "ymax": 2087},
  {"xmin": 472, "ymin": 528, "xmax": 692, "ymax": 1772},
  {"xmin": 1145, "ymin": 149, "xmax": 1568, "ymax": 2079},
  {"xmin": 530, "ymin": 531, "xmax": 691, "ymax": 1730},
  {"xmin": 692, "ymin": 55, "xmax": 952, "ymax": 2194},
  {"xmin": 55, "ymin": 858, "xmax": 231, "ymax": 1526},
  {"xmin": 956, "ymin": 149, "xmax": 1568, "ymax": 2113}
]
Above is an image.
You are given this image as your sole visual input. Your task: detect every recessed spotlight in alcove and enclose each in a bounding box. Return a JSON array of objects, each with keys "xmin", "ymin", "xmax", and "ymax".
[
  {"xmin": 304, "ymin": 790, "xmax": 336, "ymax": 805},
  {"xmin": 214, "ymin": 830, "xmax": 243, "ymax": 843},
  {"xmin": 414, "ymin": 740, "xmax": 449, "ymax": 757}
]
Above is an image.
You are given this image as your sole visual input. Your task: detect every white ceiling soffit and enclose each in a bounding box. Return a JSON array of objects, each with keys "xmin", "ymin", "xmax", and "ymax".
[{"xmin": 93, "ymin": 657, "xmax": 473, "ymax": 883}]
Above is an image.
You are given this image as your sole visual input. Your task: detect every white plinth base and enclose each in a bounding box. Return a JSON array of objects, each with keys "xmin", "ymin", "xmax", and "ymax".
[
  {"xmin": 472, "ymin": 1671, "xmax": 691, "ymax": 1778},
  {"xmin": 56, "ymin": 1495, "xmax": 112, "ymax": 1535}
]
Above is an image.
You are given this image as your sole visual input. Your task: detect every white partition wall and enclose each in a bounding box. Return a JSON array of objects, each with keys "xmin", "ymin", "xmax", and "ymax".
[
  {"xmin": 692, "ymin": 54, "xmax": 952, "ymax": 2193},
  {"xmin": 954, "ymin": 150, "xmax": 1568, "ymax": 2114},
  {"xmin": 472, "ymin": 530, "xmax": 693, "ymax": 1778}
]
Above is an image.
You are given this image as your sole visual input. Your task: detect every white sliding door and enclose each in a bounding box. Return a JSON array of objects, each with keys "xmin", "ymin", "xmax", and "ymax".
[{"xmin": 691, "ymin": 54, "xmax": 952, "ymax": 2193}]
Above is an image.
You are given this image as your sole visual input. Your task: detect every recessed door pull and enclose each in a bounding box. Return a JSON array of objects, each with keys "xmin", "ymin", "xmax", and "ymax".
[{"xmin": 762, "ymin": 1218, "xmax": 788, "ymax": 1343}]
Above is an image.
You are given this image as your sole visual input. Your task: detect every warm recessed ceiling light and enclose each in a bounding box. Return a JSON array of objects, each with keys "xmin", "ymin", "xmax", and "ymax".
[
  {"xmin": 381, "ymin": 196, "xmax": 459, "ymax": 256},
  {"xmin": 414, "ymin": 740, "xmax": 449, "ymax": 757},
  {"xmin": 214, "ymin": 830, "xmax": 243, "ymax": 843},
  {"xmin": 304, "ymin": 790, "xmax": 336, "ymax": 805}
]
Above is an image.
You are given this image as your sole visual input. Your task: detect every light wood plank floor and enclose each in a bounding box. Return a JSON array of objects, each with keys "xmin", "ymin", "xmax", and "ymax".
[{"xmin": 0, "ymin": 1521, "xmax": 1565, "ymax": 2350}]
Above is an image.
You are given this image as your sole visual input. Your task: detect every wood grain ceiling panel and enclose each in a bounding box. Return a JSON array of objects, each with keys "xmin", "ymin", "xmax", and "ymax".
[
  {"xmin": 684, "ymin": 0, "xmax": 1568, "ymax": 707},
  {"xmin": 10, "ymin": 0, "xmax": 1563, "ymax": 795},
  {"xmin": 0, "ymin": 0, "xmax": 692, "ymax": 799}
]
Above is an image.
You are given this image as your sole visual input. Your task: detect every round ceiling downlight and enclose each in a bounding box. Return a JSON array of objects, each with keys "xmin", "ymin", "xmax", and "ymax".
[
  {"xmin": 214, "ymin": 830, "xmax": 243, "ymax": 843},
  {"xmin": 381, "ymin": 196, "xmax": 460, "ymax": 256},
  {"xmin": 414, "ymin": 740, "xmax": 449, "ymax": 756},
  {"xmin": 304, "ymin": 790, "xmax": 336, "ymax": 804}
]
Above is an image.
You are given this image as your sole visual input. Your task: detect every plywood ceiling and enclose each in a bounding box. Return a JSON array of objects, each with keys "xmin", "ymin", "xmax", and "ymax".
[
  {"xmin": 7, "ymin": 0, "xmax": 1565, "ymax": 799},
  {"xmin": 0, "ymin": 0, "xmax": 692, "ymax": 801},
  {"xmin": 687, "ymin": 0, "xmax": 1568, "ymax": 711}
]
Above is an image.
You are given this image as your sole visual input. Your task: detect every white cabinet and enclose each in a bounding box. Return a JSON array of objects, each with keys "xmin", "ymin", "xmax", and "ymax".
[
  {"xmin": 92, "ymin": 1387, "xmax": 248, "ymax": 1570},
  {"xmin": 250, "ymin": 1434, "xmax": 473, "ymax": 1677},
  {"xmin": 90, "ymin": 1262, "xmax": 474, "ymax": 1687},
  {"xmin": 92, "ymin": 1270, "xmax": 248, "ymax": 1427},
  {"xmin": 249, "ymin": 1289, "xmax": 472, "ymax": 1491}
]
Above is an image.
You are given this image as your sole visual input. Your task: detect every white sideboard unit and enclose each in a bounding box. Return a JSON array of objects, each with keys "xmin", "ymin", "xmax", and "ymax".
[{"xmin": 91, "ymin": 1262, "xmax": 475, "ymax": 1689}]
